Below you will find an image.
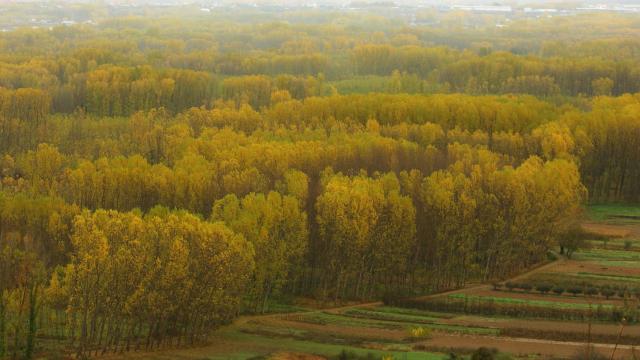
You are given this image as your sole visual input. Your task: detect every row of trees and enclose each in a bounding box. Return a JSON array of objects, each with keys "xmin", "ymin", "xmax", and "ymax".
[
  {"xmin": 575, "ymin": 95, "xmax": 640, "ymax": 202},
  {"xmin": 59, "ymin": 210, "xmax": 253, "ymax": 357},
  {"xmin": 3, "ymin": 91, "xmax": 637, "ymax": 203},
  {"xmin": 352, "ymin": 45, "xmax": 637, "ymax": 96},
  {"xmin": 1, "ymin": 205, "xmax": 254, "ymax": 358},
  {"xmin": 0, "ymin": 71, "xmax": 332, "ymax": 117},
  {"xmin": 0, "ymin": 62, "xmax": 630, "ymax": 121},
  {"xmin": 0, "ymin": 153, "xmax": 584, "ymax": 340},
  {"xmin": 1, "ymin": 43, "xmax": 639, "ymax": 108},
  {"xmin": 1, "ymin": 20, "xmax": 640, "ymax": 121}
]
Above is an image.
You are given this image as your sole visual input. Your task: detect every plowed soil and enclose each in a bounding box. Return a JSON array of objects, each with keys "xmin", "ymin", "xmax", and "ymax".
[{"xmin": 424, "ymin": 333, "xmax": 638, "ymax": 359}]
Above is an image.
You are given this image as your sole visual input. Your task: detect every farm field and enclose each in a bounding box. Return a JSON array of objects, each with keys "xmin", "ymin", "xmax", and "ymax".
[{"xmin": 107, "ymin": 206, "xmax": 640, "ymax": 359}]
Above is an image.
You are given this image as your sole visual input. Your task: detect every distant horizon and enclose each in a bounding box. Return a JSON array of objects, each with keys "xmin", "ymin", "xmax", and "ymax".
[{"xmin": 5, "ymin": 0, "xmax": 640, "ymax": 6}]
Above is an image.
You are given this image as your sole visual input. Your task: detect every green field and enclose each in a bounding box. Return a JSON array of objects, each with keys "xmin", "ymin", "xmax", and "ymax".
[
  {"xmin": 448, "ymin": 294, "xmax": 610, "ymax": 310},
  {"xmin": 574, "ymin": 249, "xmax": 640, "ymax": 261},
  {"xmin": 528, "ymin": 234, "xmax": 640, "ymax": 286},
  {"xmin": 343, "ymin": 308, "xmax": 446, "ymax": 324},
  {"xmin": 370, "ymin": 306, "xmax": 457, "ymax": 320},
  {"xmin": 586, "ymin": 238, "xmax": 639, "ymax": 251},
  {"xmin": 212, "ymin": 328, "xmax": 445, "ymax": 360},
  {"xmin": 294, "ymin": 311, "xmax": 498, "ymax": 336},
  {"xmin": 586, "ymin": 204, "xmax": 640, "ymax": 222},
  {"xmin": 573, "ymin": 248, "xmax": 640, "ymax": 267},
  {"xmin": 526, "ymin": 272, "xmax": 640, "ymax": 291}
]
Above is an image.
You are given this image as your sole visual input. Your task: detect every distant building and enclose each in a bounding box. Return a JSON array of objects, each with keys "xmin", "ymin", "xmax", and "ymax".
[
  {"xmin": 450, "ymin": 5, "xmax": 512, "ymax": 13},
  {"xmin": 524, "ymin": 8, "xmax": 558, "ymax": 13}
]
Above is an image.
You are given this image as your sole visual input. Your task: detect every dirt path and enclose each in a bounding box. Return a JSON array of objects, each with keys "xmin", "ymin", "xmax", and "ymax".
[
  {"xmin": 409, "ymin": 255, "xmax": 566, "ymax": 302},
  {"xmin": 510, "ymin": 254, "xmax": 565, "ymax": 281},
  {"xmin": 323, "ymin": 300, "xmax": 382, "ymax": 314}
]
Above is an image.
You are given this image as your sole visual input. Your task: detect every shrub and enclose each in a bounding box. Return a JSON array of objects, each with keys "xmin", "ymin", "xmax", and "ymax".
[
  {"xmin": 601, "ymin": 288, "xmax": 615, "ymax": 299},
  {"xmin": 611, "ymin": 308, "xmax": 625, "ymax": 322},
  {"xmin": 624, "ymin": 240, "xmax": 633, "ymax": 250},
  {"xmin": 536, "ymin": 283, "xmax": 552, "ymax": 294},
  {"xmin": 505, "ymin": 281, "xmax": 516, "ymax": 291},
  {"xmin": 568, "ymin": 287, "xmax": 583, "ymax": 296},
  {"xmin": 520, "ymin": 283, "xmax": 532, "ymax": 292},
  {"xmin": 552, "ymin": 286, "xmax": 564, "ymax": 295},
  {"xmin": 408, "ymin": 326, "xmax": 431, "ymax": 340},
  {"xmin": 585, "ymin": 287, "xmax": 598, "ymax": 297},
  {"xmin": 492, "ymin": 282, "xmax": 503, "ymax": 291},
  {"xmin": 335, "ymin": 350, "xmax": 378, "ymax": 360},
  {"xmin": 571, "ymin": 345, "xmax": 608, "ymax": 360},
  {"xmin": 471, "ymin": 347, "xmax": 500, "ymax": 360}
]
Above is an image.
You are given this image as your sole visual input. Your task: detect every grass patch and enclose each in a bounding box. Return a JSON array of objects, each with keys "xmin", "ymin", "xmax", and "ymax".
[
  {"xmin": 293, "ymin": 311, "xmax": 497, "ymax": 336},
  {"xmin": 330, "ymin": 76, "xmax": 392, "ymax": 94},
  {"xmin": 587, "ymin": 204, "xmax": 640, "ymax": 222},
  {"xmin": 343, "ymin": 309, "xmax": 441, "ymax": 324},
  {"xmin": 241, "ymin": 323, "xmax": 401, "ymax": 347},
  {"xmin": 263, "ymin": 301, "xmax": 310, "ymax": 314},
  {"xmin": 340, "ymin": 310, "xmax": 497, "ymax": 335},
  {"xmin": 370, "ymin": 306, "xmax": 456, "ymax": 319},
  {"xmin": 574, "ymin": 249, "xmax": 640, "ymax": 261},
  {"xmin": 242, "ymin": 299, "xmax": 310, "ymax": 315},
  {"xmin": 448, "ymin": 294, "xmax": 611, "ymax": 310},
  {"xmin": 588, "ymin": 238, "xmax": 640, "ymax": 248},
  {"xmin": 218, "ymin": 327, "xmax": 445, "ymax": 360},
  {"xmin": 527, "ymin": 272, "xmax": 640, "ymax": 289},
  {"xmin": 575, "ymin": 272, "xmax": 640, "ymax": 283}
]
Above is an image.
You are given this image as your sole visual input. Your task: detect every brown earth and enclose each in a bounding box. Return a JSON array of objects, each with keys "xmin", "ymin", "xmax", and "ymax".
[
  {"xmin": 582, "ymin": 222, "xmax": 640, "ymax": 238},
  {"xmin": 423, "ymin": 333, "xmax": 640, "ymax": 359},
  {"xmin": 250, "ymin": 316, "xmax": 406, "ymax": 342},
  {"xmin": 98, "ymin": 335, "xmax": 258, "ymax": 360},
  {"xmin": 547, "ymin": 258, "xmax": 640, "ymax": 277},
  {"xmin": 439, "ymin": 315, "xmax": 640, "ymax": 337}
]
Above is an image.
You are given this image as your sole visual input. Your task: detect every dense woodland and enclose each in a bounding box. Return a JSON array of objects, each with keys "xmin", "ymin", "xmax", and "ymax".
[{"xmin": 1, "ymin": 4, "xmax": 640, "ymax": 358}]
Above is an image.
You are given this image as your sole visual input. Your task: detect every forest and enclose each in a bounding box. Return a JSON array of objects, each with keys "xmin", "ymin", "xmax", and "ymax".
[{"xmin": 1, "ymin": 2, "xmax": 640, "ymax": 359}]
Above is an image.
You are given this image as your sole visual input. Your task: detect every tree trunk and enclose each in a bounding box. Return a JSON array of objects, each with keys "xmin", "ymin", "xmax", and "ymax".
[
  {"xmin": 24, "ymin": 284, "xmax": 38, "ymax": 360},
  {"xmin": 0, "ymin": 298, "xmax": 5, "ymax": 359}
]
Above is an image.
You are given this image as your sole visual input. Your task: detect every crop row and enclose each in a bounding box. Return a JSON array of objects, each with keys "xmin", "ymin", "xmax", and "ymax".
[
  {"xmin": 494, "ymin": 281, "xmax": 640, "ymax": 299},
  {"xmin": 389, "ymin": 297, "xmax": 639, "ymax": 323}
]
